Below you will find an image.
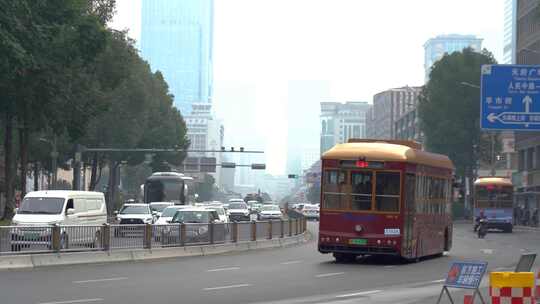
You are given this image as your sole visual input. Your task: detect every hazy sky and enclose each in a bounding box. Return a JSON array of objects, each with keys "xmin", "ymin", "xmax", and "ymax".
[{"xmin": 110, "ymin": 0, "xmax": 505, "ymax": 174}]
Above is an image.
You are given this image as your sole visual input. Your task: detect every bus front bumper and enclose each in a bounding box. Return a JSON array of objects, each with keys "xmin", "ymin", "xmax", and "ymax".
[{"xmin": 318, "ymin": 244, "xmax": 399, "ymax": 256}]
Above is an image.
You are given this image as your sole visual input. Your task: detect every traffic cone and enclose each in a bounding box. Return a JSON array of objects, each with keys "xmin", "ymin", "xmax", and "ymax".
[{"xmin": 464, "ymin": 294, "xmax": 473, "ymax": 304}]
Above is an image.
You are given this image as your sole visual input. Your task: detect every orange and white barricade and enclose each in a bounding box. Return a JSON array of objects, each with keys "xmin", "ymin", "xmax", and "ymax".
[
  {"xmin": 536, "ymin": 271, "xmax": 540, "ymax": 300},
  {"xmin": 490, "ymin": 272, "xmax": 536, "ymax": 304}
]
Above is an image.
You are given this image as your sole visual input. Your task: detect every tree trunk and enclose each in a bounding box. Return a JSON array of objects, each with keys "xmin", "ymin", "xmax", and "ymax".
[
  {"xmin": 3, "ymin": 112, "xmax": 15, "ymax": 219},
  {"xmin": 19, "ymin": 126, "xmax": 28, "ymax": 198},
  {"xmin": 89, "ymin": 152, "xmax": 98, "ymax": 191},
  {"xmin": 33, "ymin": 162, "xmax": 39, "ymax": 191}
]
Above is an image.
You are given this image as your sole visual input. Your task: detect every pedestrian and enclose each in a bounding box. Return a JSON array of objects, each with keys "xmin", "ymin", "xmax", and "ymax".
[
  {"xmin": 533, "ymin": 208, "xmax": 539, "ymax": 227},
  {"xmin": 524, "ymin": 208, "xmax": 531, "ymax": 226},
  {"xmin": 514, "ymin": 206, "xmax": 519, "ymax": 225}
]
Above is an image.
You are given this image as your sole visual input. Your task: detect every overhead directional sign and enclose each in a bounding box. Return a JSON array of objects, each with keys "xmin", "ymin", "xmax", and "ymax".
[{"xmin": 481, "ymin": 64, "xmax": 540, "ymax": 130}]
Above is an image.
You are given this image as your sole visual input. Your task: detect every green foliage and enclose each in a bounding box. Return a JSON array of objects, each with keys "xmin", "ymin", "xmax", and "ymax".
[
  {"xmin": 418, "ymin": 48, "xmax": 499, "ymax": 177},
  {"xmin": 0, "ymin": 0, "xmax": 189, "ymax": 219}
]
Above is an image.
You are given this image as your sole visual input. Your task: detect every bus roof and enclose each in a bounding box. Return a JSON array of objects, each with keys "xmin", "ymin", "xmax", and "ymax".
[
  {"xmin": 322, "ymin": 141, "xmax": 454, "ymax": 170},
  {"xmin": 474, "ymin": 177, "xmax": 513, "ymax": 187}
]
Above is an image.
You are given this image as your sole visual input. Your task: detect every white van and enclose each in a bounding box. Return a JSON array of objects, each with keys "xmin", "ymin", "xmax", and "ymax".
[
  {"xmin": 11, "ymin": 191, "xmax": 107, "ymax": 249},
  {"xmin": 13, "ymin": 191, "xmax": 107, "ymax": 226}
]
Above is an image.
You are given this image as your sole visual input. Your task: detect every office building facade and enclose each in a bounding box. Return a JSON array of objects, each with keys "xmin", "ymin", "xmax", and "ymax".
[
  {"xmin": 141, "ymin": 0, "xmax": 214, "ymax": 114},
  {"xmin": 320, "ymin": 101, "xmax": 370, "ymax": 154},
  {"xmin": 514, "ymin": 0, "xmax": 540, "ymax": 216},
  {"xmin": 424, "ymin": 34, "xmax": 482, "ymax": 81},
  {"xmin": 366, "ymin": 87, "xmax": 421, "ymax": 140},
  {"xmin": 504, "ymin": 0, "xmax": 518, "ymax": 64}
]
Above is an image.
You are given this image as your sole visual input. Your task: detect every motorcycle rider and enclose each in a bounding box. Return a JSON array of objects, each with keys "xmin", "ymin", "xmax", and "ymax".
[{"xmin": 474, "ymin": 209, "xmax": 486, "ymax": 232}]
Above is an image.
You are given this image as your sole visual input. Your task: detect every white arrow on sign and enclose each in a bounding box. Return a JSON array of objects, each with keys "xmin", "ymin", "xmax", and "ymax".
[
  {"xmin": 523, "ymin": 95, "xmax": 533, "ymax": 113},
  {"xmin": 487, "ymin": 113, "xmax": 498, "ymax": 123}
]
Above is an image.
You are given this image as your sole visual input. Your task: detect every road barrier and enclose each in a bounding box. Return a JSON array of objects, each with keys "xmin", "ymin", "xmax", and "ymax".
[
  {"xmin": 0, "ymin": 218, "xmax": 307, "ymax": 256},
  {"xmin": 490, "ymin": 272, "xmax": 536, "ymax": 304},
  {"xmin": 536, "ymin": 271, "xmax": 540, "ymax": 301}
]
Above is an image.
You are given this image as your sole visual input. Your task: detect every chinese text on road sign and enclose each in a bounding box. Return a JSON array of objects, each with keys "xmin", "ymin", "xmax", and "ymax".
[
  {"xmin": 444, "ymin": 261, "xmax": 487, "ymax": 289},
  {"xmin": 481, "ymin": 64, "xmax": 540, "ymax": 130}
]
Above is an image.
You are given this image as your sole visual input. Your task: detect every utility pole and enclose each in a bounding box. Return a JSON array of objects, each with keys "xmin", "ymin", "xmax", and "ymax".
[{"xmin": 490, "ymin": 132, "xmax": 496, "ymax": 176}]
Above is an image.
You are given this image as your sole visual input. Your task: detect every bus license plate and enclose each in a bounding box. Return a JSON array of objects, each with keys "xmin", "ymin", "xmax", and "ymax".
[{"xmin": 349, "ymin": 239, "xmax": 367, "ymax": 245}]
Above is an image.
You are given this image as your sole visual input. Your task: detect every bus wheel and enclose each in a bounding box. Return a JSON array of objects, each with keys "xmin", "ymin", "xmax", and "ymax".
[{"xmin": 333, "ymin": 252, "xmax": 356, "ymax": 263}]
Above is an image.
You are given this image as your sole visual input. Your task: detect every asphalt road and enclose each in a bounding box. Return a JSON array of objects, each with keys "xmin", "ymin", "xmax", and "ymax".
[{"xmin": 1, "ymin": 222, "xmax": 539, "ymax": 304}]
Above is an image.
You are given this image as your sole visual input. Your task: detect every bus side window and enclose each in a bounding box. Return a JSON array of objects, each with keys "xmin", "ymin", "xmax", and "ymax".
[{"xmin": 375, "ymin": 172, "xmax": 400, "ymax": 212}]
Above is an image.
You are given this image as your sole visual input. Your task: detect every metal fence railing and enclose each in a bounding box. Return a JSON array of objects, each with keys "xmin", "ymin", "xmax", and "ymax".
[{"xmin": 0, "ymin": 218, "xmax": 307, "ymax": 255}]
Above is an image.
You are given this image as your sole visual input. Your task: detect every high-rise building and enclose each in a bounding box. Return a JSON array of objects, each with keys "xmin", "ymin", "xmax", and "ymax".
[
  {"xmin": 141, "ymin": 0, "xmax": 214, "ymax": 114},
  {"xmin": 424, "ymin": 34, "xmax": 483, "ymax": 81},
  {"xmin": 366, "ymin": 87, "xmax": 421, "ymax": 141},
  {"xmin": 393, "ymin": 87, "xmax": 423, "ymax": 143},
  {"xmin": 287, "ymin": 80, "xmax": 331, "ymax": 175},
  {"xmin": 320, "ymin": 101, "xmax": 370, "ymax": 154},
  {"xmin": 184, "ymin": 103, "xmax": 223, "ymax": 185},
  {"xmin": 513, "ymin": 0, "xmax": 540, "ymax": 213},
  {"xmin": 503, "ymin": 0, "xmax": 518, "ymax": 64}
]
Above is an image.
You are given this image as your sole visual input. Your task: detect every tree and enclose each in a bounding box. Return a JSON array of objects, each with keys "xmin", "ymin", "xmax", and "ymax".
[
  {"xmin": 419, "ymin": 48, "xmax": 500, "ymax": 178},
  {"xmin": 0, "ymin": 0, "xmax": 109, "ymax": 218}
]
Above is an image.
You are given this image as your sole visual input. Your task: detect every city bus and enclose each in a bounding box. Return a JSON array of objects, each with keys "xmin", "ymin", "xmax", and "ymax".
[
  {"xmin": 318, "ymin": 139, "xmax": 455, "ymax": 262},
  {"xmin": 143, "ymin": 172, "xmax": 194, "ymax": 205},
  {"xmin": 473, "ymin": 177, "xmax": 513, "ymax": 233}
]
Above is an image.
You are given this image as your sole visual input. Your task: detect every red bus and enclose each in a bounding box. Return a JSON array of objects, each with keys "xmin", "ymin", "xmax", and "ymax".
[{"xmin": 318, "ymin": 139, "xmax": 455, "ymax": 262}]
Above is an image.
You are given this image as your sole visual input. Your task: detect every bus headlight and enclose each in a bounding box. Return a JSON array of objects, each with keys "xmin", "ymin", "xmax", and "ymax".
[{"xmin": 355, "ymin": 225, "xmax": 363, "ymax": 232}]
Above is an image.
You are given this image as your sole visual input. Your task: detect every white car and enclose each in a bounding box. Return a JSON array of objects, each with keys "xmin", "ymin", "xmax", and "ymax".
[
  {"xmin": 116, "ymin": 204, "xmax": 154, "ymax": 225},
  {"xmin": 205, "ymin": 206, "xmax": 229, "ymax": 223},
  {"xmin": 149, "ymin": 202, "xmax": 174, "ymax": 218},
  {"xmin": 154, "ymin": 205, "xmax": 191, "ymax": 225},
  {"xmin": 227, "ymin": 202, "xmax": 250, "ymax": 222},
  {"xmin": 258, "ymin": 205, "xmax": 283, "ymax": 220},
  {"xmin": 302, "ymin": 204, "xmax": 320, "ymax": 220}
]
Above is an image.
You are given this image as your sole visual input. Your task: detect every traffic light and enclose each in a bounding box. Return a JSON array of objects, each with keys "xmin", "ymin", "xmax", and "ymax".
[
  {"xmin": 221, "ymin": 162, "xmax": 236, "ymax": 168},
  {"xmin": 251, "ymin": 163, "xmax": 266, "ymax": 170}
]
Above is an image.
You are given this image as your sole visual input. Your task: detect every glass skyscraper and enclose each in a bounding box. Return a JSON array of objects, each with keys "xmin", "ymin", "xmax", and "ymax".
[
  {"xmin": 503, "ymin": 0, "xmax": 517, "ymax": 64},
  {"xmin": 424, "ymin": 34, "xmax": 483, "ymax": 81},
  {"xmin": 141, "ymin": 0, "xmax": 214, "ymax": 114}
]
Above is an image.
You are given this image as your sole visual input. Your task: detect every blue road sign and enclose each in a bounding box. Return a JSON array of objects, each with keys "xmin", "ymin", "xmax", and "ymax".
[
  {"xmin": 444, "ymin": 261, "xmax": 487, "ymax": 289},
  {"xmin": 481, "ymin": 64, "xmax": 540, "ymax": 130}
]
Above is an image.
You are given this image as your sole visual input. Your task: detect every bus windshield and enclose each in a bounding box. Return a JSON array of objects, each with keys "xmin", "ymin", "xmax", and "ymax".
[
  {"xmin": 475, "ymin": 186, "xmax": 513, "ymax": 208},
  {"xmin": 323, "ymin": 170, "xmax": 401, "ymax": 212},
  {"xmin": 145, "ymin": 179, "xmax": 184, "ymax": 203}
]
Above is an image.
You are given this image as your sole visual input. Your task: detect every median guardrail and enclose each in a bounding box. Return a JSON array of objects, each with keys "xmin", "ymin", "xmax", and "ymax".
[{"xmin": 0, "ymin": 218, "xmax": 307, "ymax": 256}]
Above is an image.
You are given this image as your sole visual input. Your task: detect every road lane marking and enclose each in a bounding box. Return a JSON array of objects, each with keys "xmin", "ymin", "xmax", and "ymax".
[
  {"xmin": 430, "ymin": 279, "xmax": 445, "ymax": 283},
  {"xmin": 315, "ymin": 272, "xmax": 345, "ymax": 278},
  {"xmin": 280, "ymin": 260, "xmax": 303, "ymax": 265},
  {"xmin": 383, "ymin": 265, "xmax": 395, "ymax": 269},
  {"xmin": 481, "ymin": 249, "xmax": 493, "ymax": 254},
  {"xmin": 72, "ymin": 277, "xmax": 128, "ymax": 284},
  {"xmin": 336, "ymin": 290, "xmax": 382, "ymax": 298},
  {"xmin": 206, "ymin": 267, "xmax": 240, "ymax": 272},
  {"xmin": 38, "ymin": 299, "xmax": 104, "ymax": 304},
  {"xmin": 203, "ymin": 284, "xmax": 251, "ymax": 291}
]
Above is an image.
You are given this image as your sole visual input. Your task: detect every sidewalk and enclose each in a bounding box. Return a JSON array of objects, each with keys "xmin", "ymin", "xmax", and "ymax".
[{"xmin": 514, "ymin": 224, "xmax": 540, "ymax": 232}]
